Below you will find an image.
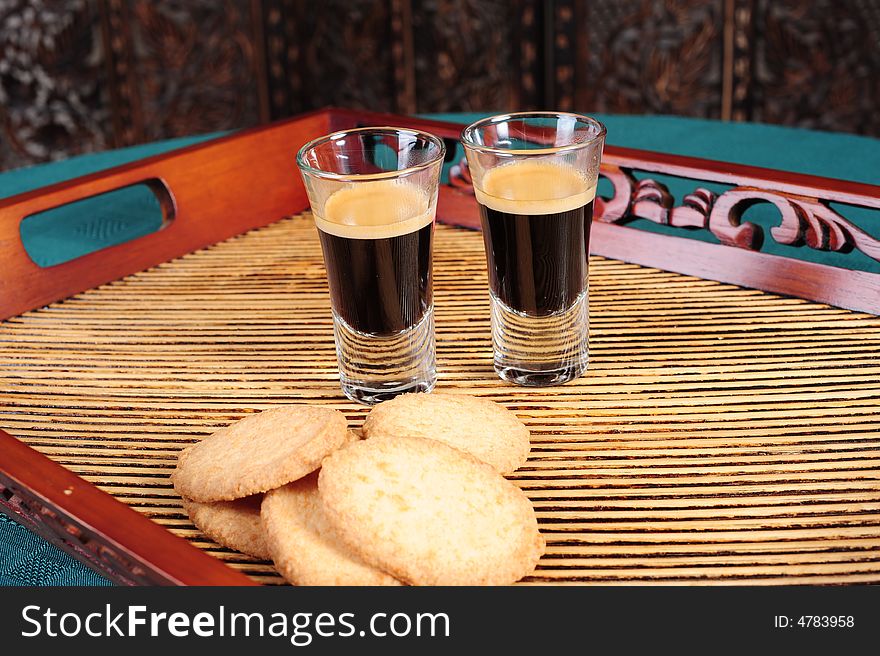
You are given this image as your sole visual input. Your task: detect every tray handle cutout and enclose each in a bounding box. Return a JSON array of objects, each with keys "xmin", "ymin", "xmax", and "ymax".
[{"xmin": 19, "ymin": 179, "xmax": 176, "ymax": 268}]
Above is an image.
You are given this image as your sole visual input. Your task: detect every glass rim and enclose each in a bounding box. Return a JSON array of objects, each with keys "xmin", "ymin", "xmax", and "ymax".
[
  {"xmin": 460, "ymin": 111, "xmax": 607, "ymax": 156},
  {"xmin": 296, "ymin": 126, "xmax": 447, "ymax": 182}
]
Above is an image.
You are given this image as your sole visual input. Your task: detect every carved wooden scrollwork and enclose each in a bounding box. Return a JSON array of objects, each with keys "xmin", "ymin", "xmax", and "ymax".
[
  {"xmin": 708, "ymin": 189, "xmax": 880, "ymax": 262},
  {"xmin": 447, "ymin": 155, "xmax": 880, "ymax": 264},
  {"xmin": 596, "ymin": 168, "xmax": 880, "ymax": 262},
  {"xmin": 593, "ymin": 164, "xmax": 633, "ymax": 223}
]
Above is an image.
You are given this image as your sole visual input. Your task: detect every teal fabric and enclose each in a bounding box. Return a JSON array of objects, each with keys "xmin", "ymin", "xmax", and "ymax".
[
  {"xmin": 1, "ymin": 113, "xmax": 879, "ymax": 586},
  {"xmin": 21, "ymin": 184, "xmax": 168, "ymax": 267},
  {"xmin": 428, "ymin": 113, "xmax": 880, "ymax": 184},
  {"xmin": 4, "ymin": 117, "xmax": 880, "ymax": 270},
  {"xmin": 427, "ymin": 113, "xmax": 880, "ymax": 274},
  {"xmin": 0, "ymin": 512, "xmax": 111, "ymax": 586}
]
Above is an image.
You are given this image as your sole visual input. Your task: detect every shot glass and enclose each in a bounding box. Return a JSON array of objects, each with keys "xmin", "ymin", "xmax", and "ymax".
[
  {"xmin": 461, "ymin": 112, "xmax": 606, "ymax": 386},
  {"xmin": 297, "ymin": 127, "xmax": 445, "ymax": 404}
]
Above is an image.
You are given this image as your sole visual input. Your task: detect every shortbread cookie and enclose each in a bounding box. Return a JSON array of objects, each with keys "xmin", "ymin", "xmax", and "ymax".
[
  {"xmin": 262, "ymin": 473, "xmax": 401, "ymax": 586},
  {"xmin": 362, "ymin": 393, "xmax": 530, "ymax": 474},
  {"xmin": 318, "ymin": 436, "xmax": 545, "ymax": 586},
  {"xmin": 182, "ymin": 495, "xmax": 270, "ymax": 560},
  {"xmin": 172, "ymin": 405, "xmax": 349, "ymax": 502}
]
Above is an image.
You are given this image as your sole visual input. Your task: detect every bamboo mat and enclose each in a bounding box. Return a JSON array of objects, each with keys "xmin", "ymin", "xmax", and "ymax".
[{"xmin": 2, "ymin": 213, "xmax": 879, "ymax": 585}]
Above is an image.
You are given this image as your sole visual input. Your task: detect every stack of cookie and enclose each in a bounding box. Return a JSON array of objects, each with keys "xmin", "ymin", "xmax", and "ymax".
[{"xmin": 172, "ymin": 394, "xmax": 544, "ymax": 586}]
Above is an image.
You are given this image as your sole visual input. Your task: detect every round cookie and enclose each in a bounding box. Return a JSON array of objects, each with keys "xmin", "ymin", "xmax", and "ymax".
[
  {"xmin": 172, "ymin": 405, "xmax": 349, "ymax": 502},
  {"xmin": 362, "ymin": 393, "xmax": 530, "ymax": 474},
  {"xmin": 182, "ymin": 495, "xmax": 270, "ymax": 560},
  {"xmin": 318, "ymin": 436, "xmax": 545, "ymax": 586},
  {"xmin": 262, "ymin": 473, "xmax": 401, "ymax": 586}
]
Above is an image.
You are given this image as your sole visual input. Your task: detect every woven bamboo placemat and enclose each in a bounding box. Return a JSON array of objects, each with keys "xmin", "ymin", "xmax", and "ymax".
[{"xmin": 2, "ymin": 214, "xmax": 879, "ymax": 585}]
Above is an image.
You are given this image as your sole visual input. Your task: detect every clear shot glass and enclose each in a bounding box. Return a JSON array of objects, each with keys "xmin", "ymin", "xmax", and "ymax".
[
  {"xmin": 296, "ymin": 127, "xmax": 445, "ymax": 404},
  {"xmin": 461, "ymin": 112, "xmax": 606, "ymax": 386}
]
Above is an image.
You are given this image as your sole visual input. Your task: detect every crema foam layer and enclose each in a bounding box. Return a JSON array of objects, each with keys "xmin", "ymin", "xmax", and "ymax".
[
  {"xmin": 315, "ymin": 180, "xmax": 435, "ymax": 239},
  {"xmin": 474, "ymin": 161, "xmax": 597, "ymax": 216}
]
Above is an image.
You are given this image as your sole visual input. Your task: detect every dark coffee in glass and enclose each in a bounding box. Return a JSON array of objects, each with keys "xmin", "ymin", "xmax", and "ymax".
[
  {"xmin": 297, "ymin": 128, "xmax": 445, "ymax": 405},
  {"xmin": 315, "ymin": 181, "xmax": 434, "ymax": 335},
  {"xmin": 476, "ymin": 160, "xmax": 595, "ymax": 317},
  {"xmin": 462, "ymin": 112, "xmax": 606, "ymax": 387}
]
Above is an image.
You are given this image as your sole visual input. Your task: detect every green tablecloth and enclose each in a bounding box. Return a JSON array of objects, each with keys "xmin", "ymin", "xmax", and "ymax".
[{"xmin": 1, "ymin": 113, "xmax": 878, "ymax": 585}]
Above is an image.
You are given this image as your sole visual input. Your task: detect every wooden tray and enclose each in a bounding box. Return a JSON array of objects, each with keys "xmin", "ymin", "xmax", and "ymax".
[{"xmin": 1, "ymin": 109, "xmax": 879, "ymax": 585}]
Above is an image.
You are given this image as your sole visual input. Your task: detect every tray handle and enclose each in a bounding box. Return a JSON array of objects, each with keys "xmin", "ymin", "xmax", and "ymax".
[{"xmin": 0, "ymin": 110, "xmax": 332, "ymax": 321}]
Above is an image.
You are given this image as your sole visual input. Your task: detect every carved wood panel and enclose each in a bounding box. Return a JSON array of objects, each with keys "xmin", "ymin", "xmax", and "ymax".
[
  {"xmin": 410, "ymin": 0, "xmax": 520, "ymax": 113},
  {"xmin": 570, "ymin": 0, "xmax": 725, "ymax": 117},
  {"xmin": 103, "ymin": 0, "xmax": 262, "ymax": 146},
  {"xmin": 0, "ymin": 0, "xmax": 110, "ymax": 170},
  {"xmin": 749, "ymin": 0, "xmax": 880, "ymax": 135},
  {"xmin": 1, "ymin": 0, "xmax": 878, "ymax": 172},
  {"xmin": 260, "ymin": 0, "xmax": 397, "ymax": 118}
]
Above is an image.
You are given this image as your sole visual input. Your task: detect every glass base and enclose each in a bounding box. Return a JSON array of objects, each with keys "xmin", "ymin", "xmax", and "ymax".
[
  {"xmin": 490, "ymin": 291, "xmax": 589, "ymax": 387},
  {"xmin": 495, "ymin": 363, "xmax": 587, "ymax": 387},
  {"xmin": 340, "ymin": 377, "xmax": 436, "ymax": 405},
  {"xmin": 332, "ymin": 308, "xmax": 436, "ymax": 406}
]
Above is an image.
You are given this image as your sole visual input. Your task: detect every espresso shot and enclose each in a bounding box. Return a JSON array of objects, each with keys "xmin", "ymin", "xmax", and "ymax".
[
  {"xmin": 475, "ymin": 160, "xmax": 596, "ymax": 317},
  {"xmin": 462, "ymin": 112, "xmax": 605, "ymax": 386},
  {"xmin": 315, "ymin": 181, "xmax": 434, "ymax": 336},
  {"xmin": 297, "ymin": 126, "xmax": 444, "ymax": 404}
]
